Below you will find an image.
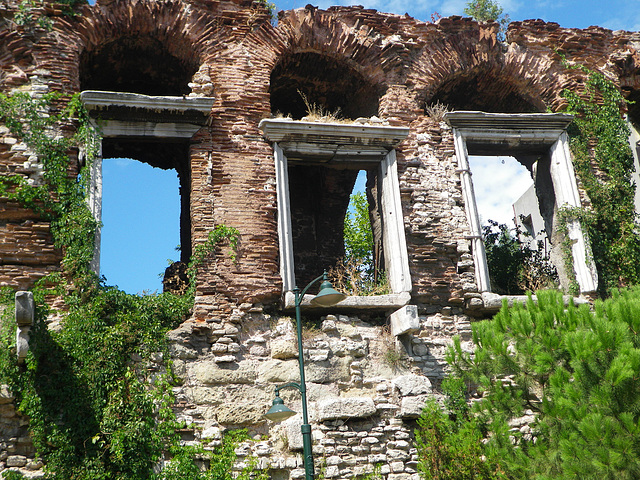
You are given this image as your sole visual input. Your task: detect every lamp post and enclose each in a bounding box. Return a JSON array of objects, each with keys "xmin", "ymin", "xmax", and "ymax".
[{"xmin": 264, "ymin": 271, "xmax": 346, "ymax": 480}]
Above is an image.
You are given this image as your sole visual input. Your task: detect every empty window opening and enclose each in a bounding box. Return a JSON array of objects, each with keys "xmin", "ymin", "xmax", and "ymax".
[
  {"xmin": 468, "ymin": 155, "xmax": 533, "ymax": 228},
  {"xmin": 269, "ymin": 52, "xmax": 380, "ymax": 119},
  {"xmin": 288, "ymin": 164, "xmax": 380, "ymax": 290},
  {"xmin": 259, "ymin": 119, "xmax": 410, "ymax": 300},
  {"xmin": 342, "ymin": 170, "xmax": 390, "ymax": 295},
  {"xmin": 446, "ymin": 111, "xmax": 598, "ymax": 295},
  {"xmin": 80, "ymin": 35, "xmax": 197, "ymax": 96},
  {"xmin": 469, "ymin": 154, "xmax": 557, "ymax": 295},
  {"xmin": 101, "ymin": 158, "xmax": 181, "ymax": 294}
]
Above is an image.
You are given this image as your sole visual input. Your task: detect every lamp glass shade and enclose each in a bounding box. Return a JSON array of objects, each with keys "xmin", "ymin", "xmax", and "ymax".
[
  {"xmin": 264, "ymin": 397, "xmax": 296, "ymax": 422},
  {"xmin": 310, "ymin": 280, "xmax": 347, "ymax": 307}
]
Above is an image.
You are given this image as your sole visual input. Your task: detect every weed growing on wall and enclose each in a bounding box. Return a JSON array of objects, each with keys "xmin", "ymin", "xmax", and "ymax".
[
  {"xmin": 416, "ymin": 377, "xmax": 505, "ymax": 480},
  {"xmin": 187, "ymin": 224, "xmax": 240, "ymax": 292},
  {"xmin": 562, "ymin": 68, "xmax": 640, "ymax": 293}
]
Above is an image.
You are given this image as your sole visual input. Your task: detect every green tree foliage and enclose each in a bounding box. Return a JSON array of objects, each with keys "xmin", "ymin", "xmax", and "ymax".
[
  {"xmin": 416, "ymin": 377, "xmax": 505, "ymax": 480},
  {"xmin": 344, "ymin": 191, "xmax": 374, "ymax": 274},
  {"xmin": 333, "ymin": 191, "xmax": 389, "ymax": 295},
  {"xmin": 447, "ymin": 287, "xmax": 640, "ymax": 479},
  {"xmin": 159, "ymin": 430, "xmax": 268, "ymax": 480},
  {"xmin": 0, "ymin": 287, "xmax": 192, "ymax": 480},
  {"xmin": 562, "ymin": 69, "xmax": 640, "ymax": 293},
  {"xmin": 464, "ymin": 0, "xmax": 510, "ymax": 39},
  {"xmin": 483, "ymin": 221, "xmax": 525, "ymax": 295},
  {"xmin": 483, "ymin": 221, "xmax": 558, "ymax": 295}
]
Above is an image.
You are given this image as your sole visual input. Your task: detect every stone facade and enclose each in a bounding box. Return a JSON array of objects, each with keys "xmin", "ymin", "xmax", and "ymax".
[{"xmin": 2, "ymin": 0, "xmax": 640, "ymax": 477}]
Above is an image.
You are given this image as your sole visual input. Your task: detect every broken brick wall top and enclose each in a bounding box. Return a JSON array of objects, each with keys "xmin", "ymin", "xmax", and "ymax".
[{"xmin": 3, "ymin": 0, "xmax": 640, "ymax": 307}]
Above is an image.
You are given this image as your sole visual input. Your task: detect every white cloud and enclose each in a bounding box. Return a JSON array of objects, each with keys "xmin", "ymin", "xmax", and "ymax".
[
  {"xmin": 312, "ymin": 0, "xmax": 439, "ymax": 17},
  {"xmin": 469, "ymin": 156, "xmax": 533, "ymax": 227},
  {"xmin": 112, "ymin": 157, "xmax": 135, "ymax": 168},
  {"xmin": 600, "ymin": 9, "xmax": 640, "ymax": 32},
  {"xmin": 438, "ymin": 0, "xmax": 466, "ymax": 17}
]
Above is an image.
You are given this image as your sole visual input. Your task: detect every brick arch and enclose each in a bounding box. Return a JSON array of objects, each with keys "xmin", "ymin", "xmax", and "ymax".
[
  {"xmin": 613, "ymin": 49, "xmax": 640, "ymax": 122},
  {"xmin": 406, "ymin": 19, "xmax": 574, "ymax": 114},
  {"xmin": 268, "ymin": 7, "xmax": 416, "ymax": 118},
  {"xmin": 52, "ymin": 0, "xmax": 257, "ymax": 94}
]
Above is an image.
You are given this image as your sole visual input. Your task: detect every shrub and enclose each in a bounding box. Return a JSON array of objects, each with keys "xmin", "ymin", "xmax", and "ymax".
[{"xmin": 447, "ymin": 287, "xmax": 640, "ymax": 479}]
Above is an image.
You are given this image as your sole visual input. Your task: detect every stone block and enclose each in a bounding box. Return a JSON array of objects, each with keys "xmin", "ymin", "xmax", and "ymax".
[
  {"xmin": 290, "ymin": 468, "xmax": 306, "ymax": 479},
  {"xmin": 323, "ymin": 465, "xmax": 339, "ymax": 478},
  {"xmin": 271, "ymin": 337, "xmax": 298, "ymax": 359},
  {"xmin": 316, "ymin": 397, "xmax": 376, "ymax": 421},
  {"xmin": 390, "ymin": 305, "xmax": 419, "ymax": 337},
  {"xmin": 387, "ymin": 449, "xmax": 410, "ymax": 461},
  {"xmin": 305, "ymin": 357, "xmax": 351, "ymax": 383},
  {"xmin": 336, "ymin": 320, "xmax": 361, "ymax": 339},
  {"xmin": 400, "ymin": 395, "xmax": 430, "ymax": 418},
  {"xmin": 321, "ymin": 317, "xmax": 337, "ymax": 333},
  {"xmin": 0, "ymin": 385, "xmax": 14, "ymax": 405},
  {"xmin": 284, "ymin": 415, "xmax": 303, "ymax": 450},
  {"xmin": 15, "ymin": 291, "xmax": 34, "ymax": 326},
  {"xmin": 387, "ymin": 474, "xmax": 414, "ymax": 480},
  {"xmin": 16, "ymin": 327, "xmax": 30, "ymax": 363},
  {"xmin": 393, "ymin": 374, "xmax": 432, "ymax": 396},
  {"xmin": 191, "ymin": 361, "xmax": 256, "ymax": 384},
  {"xmin": 257, "ymin": 359, "xmax": 299, "ymax": 383},
  {"xmin": 7, "ymin": 455, "xmax": 27, "ymax": 467}
]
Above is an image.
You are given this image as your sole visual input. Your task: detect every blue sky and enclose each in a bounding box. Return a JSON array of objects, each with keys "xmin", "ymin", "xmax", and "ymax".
[{"xmin": 99, "ymin": 0, "xmax": 638, "ymax": 294}]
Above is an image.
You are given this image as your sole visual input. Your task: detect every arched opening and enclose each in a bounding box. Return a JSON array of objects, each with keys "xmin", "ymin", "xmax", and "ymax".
[
  {"xmin": 79, "ymin": 34, "xmax": 205, "ymax": 293},
  {"xmin": 80, "ymin": 35, "xmax": 197, "ymax": 95},
  {"xmin": 268, "ymin": 52, "xmax": 385, "ymax": 291},
  {"xmin": 270, "ymin": 52, "xmax": 380, "ymax": 119},
  {"xmin": 428, "ymin": 71, "xmax": 545, "ymax": 113}
]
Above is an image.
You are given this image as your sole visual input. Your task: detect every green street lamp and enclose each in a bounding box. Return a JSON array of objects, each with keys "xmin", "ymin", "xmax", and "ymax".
[{"xmin": 264, "ymin": 271, "xmax": 346, "ymax": 480}]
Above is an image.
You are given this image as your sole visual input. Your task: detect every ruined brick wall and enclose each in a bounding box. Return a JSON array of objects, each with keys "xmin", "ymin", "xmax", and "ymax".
[
  {"xmin": 3, "ymin": 0, "xmax": 640, "ymax": 304},
  {"xmin": 3, "ymin": 0, "xmax": 640, "ymax": 477}
]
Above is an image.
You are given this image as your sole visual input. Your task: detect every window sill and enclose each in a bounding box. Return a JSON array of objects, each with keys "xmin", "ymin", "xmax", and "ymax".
[{"xmin": 283, "ymin": 291, "xmax": 411, "ymax": 311}]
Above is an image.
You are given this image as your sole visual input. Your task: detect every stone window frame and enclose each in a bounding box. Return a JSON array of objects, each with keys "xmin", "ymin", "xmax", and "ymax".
[
  {"xmin": 445, "ymin": 111, "xmax": 598, "ymax": 295},
  {"xmin": 259, "ymin": 118, "xmax": 412, "ymax": 307},
  {"xmin": 625, "ymin": 118, "xmax": 640, "ymax": 216},
  {"xmin": 80, "ymin": 90, "xmax": 214, "ymax": 273}
]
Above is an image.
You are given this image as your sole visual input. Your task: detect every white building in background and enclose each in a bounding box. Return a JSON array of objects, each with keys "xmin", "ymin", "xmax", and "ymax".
[{"xmin": 513, "ymin": 185, "xmax": 549, "ymax": 255}]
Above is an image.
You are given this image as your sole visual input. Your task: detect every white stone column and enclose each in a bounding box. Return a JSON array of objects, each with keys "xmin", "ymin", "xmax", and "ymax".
[
  {"xmin": 452, "ymin": 129, "xmax": 491, "ymax": 292},
  {"xmin": 380, "ymin": 150, "xmax": 412, "ymax": 293},
  {"xmin": 273, "ymin": 142, "xmax": 295, "ymax": 292},
  {"xmin": 87, "ymin": 141, "xmax": 103, "ymax": 275},
  {"xmin": 549, "ymin": 133, "xmax": 598, "ymax": 293}
]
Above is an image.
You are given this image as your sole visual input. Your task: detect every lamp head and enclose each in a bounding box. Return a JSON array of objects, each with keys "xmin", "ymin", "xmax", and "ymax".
[
  {"xmin": 310, "ymin": 273, "xmax": 347, "ymax": 307},
  {"xmin": 264, "ymin": 395, "xmax": 296, "ymax": 422}
]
